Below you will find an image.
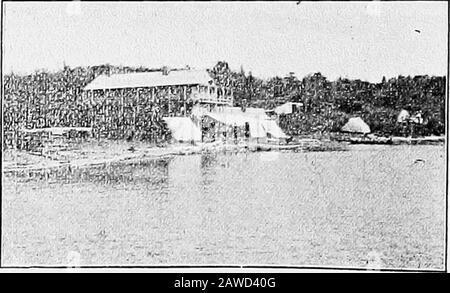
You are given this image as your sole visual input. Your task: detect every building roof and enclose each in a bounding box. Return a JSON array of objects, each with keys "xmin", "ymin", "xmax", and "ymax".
[
  {"xmin": 191, "ymin": 105, "xmax": 287, "ymax": 139},
  {"xmin": 84, "ymin": 69, "xmax": 213, "ymax": 91}
]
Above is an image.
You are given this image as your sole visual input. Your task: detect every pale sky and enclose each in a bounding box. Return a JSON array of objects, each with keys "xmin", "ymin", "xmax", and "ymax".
[{"xmin": 2, "ymin": 1, "xmax": 448, "ymax": 82}]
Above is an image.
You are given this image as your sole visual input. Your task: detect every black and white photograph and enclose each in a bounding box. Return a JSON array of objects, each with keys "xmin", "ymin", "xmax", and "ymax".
[{"xmin": 1, "ymin": 0, "xmax": 448, "ymax": 274}]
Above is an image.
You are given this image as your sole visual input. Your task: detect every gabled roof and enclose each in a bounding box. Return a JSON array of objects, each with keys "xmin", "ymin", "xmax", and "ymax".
[{"xmin": 84, "ymin": 69, "xmax": 213, "ymax": 90}]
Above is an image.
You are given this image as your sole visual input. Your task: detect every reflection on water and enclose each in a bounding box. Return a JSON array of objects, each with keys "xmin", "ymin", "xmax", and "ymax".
[
  {"xmin": 201, "ymin": 153, "xmax": 218, "ymax": 170},
  {"xmin": 9, "ymin": 158, "xmax": 171, "ymax": 187},
  {"xmin": 2, "ymin": 145, "xmax": 446, "ymax": 269},
  {"xmin": 200, "ymin": 153, "xmax": 217, "ymax": 187}
]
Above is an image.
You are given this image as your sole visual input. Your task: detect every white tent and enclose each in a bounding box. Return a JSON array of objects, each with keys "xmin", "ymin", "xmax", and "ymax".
[
  {"xmin": 248, "ymin": 120, "xmax": 267, "ymax": 138},
  {"xmin": 397, "ymin": 109, "xmax": 410, "ymax": 123},
  {"xmin": 341, "ymin": 117, "xmax": 371, "ymax": 134},
  {"xmin": 204, "ymin": 112, "xmax": 249, "ymax": 127},
  {"xmin": 163, "ymin": 117, "xmax": 202, "ymax": 141}
]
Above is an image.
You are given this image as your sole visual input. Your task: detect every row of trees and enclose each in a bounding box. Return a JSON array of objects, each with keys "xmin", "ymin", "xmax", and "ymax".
[
  {"xmin": 3, "ymin": 61, "xmax": 446, "ymax": 148},
  {"xmin": 3, "ymin": 65, "xmax": 171, "ymax": 148},
  {"xmin": 209, "ymin": 61, "xmax": 446, "ymax": 136}
]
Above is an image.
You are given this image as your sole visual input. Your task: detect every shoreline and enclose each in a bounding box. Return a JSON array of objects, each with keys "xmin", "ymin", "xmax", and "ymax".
[
  {"xmin": 2, "ymin": 139, "xmax": 346, "ymax": 175},
  {"xmin": 2, "ymin": 136, "xmax": 445, "ymax": 175},
  {"xmin": 346, "ymin": 135, "xmax": 445, "ymax": 145}
]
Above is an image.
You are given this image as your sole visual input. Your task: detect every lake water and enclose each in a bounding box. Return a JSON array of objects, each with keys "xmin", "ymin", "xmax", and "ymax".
[{"xmin": 2, "ymin": 145, "xmax": 446, "ymax": 270}]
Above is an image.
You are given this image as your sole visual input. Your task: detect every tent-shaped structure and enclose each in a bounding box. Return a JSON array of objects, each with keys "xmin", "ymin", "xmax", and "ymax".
[
  {"xmin": 397, "ymin": 109, "xmax": 410, "ymax": 123},
  {"xmin": 341, "ymin": 117, "xmax": 371, "ymax": 134}
]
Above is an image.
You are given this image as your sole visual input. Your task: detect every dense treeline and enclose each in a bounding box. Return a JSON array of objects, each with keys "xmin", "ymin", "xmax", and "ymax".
[
  {"xmin": 2, "ymin": 61, "xmax": 446, "ymax": 148},
  {"xmin": 209, "ymin": 61, "xmax": 446, "ymax": 137},
  {"xmin": 3, "ymin": 64, "xmax": 163, "ymax": 128},
  {"xmin": 3, "ymin": 64, "xmax": 177, "ymax": 147}
]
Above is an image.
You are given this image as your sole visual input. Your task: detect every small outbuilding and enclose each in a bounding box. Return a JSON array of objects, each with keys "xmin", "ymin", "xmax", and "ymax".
[
  {"xmin": 341, "ymin": 117, "xmax": 371, "ymax": 134},
  {"xmin": 273, "ymin": 102, "xmax": 303, "ymax": 115}
]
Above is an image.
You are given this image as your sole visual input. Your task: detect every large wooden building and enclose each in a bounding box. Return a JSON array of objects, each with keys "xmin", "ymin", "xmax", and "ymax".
[
  {"xmin": 83, "ymin": 68, "xmax": 233, "ymax": 141},
  {"xmin": 83, "ymin": 67, "xmax": 288, "ymax": 144}
]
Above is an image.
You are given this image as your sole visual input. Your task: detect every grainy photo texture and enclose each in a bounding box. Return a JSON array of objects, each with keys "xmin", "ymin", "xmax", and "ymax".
[{"xmin": 1, "ymin": 1, "xmax": 447, "ymax": 271}]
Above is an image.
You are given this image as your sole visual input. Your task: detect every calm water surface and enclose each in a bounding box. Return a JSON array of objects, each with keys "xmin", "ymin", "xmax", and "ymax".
[{"xmin": 2, "ymin": 145, "xmax": 446, "ymax": 269}]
